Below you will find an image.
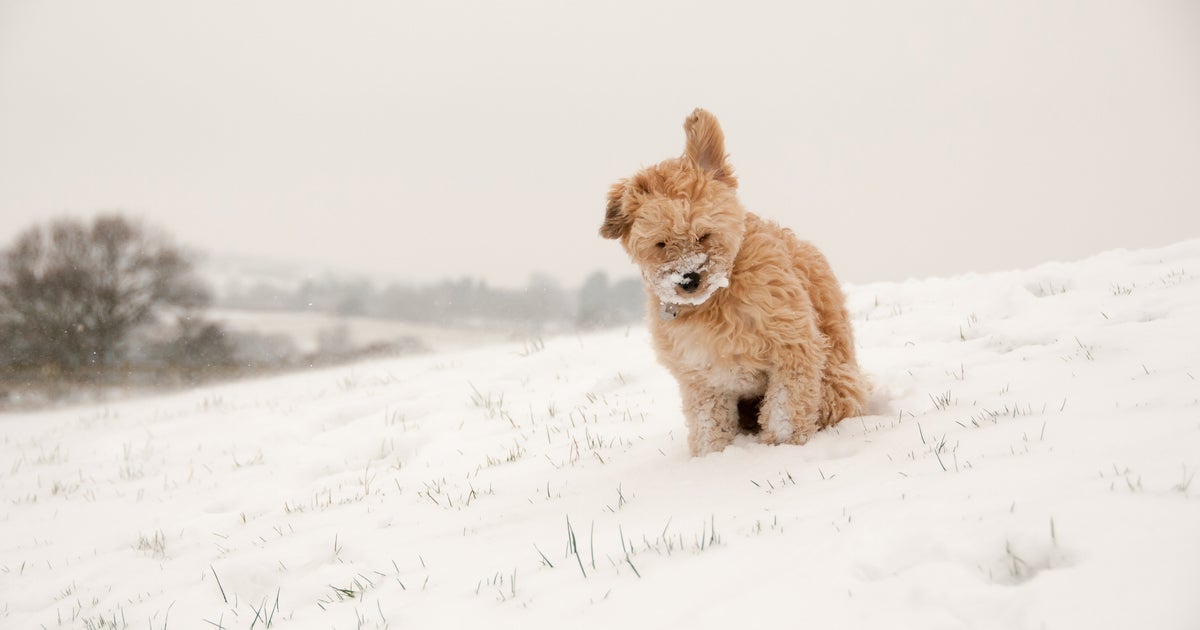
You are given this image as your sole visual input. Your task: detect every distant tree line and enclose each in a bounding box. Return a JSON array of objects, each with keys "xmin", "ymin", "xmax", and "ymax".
[
  {"xmin": 217, "ymin": 270, "xmax": 647, "ymax": 329},
  {"xmin": 0, "ymin": 214, "xmax": 650, "ymax": 385}
]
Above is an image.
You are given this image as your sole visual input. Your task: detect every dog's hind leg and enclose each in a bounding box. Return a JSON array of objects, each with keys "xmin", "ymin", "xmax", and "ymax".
[
  {"xmin": 815, "ymin": 320, "xmax": 869, "ymax": 426},
  {"xmin": 793, "ymin": 240, "xmax": 870, "ymax": 425},
  {"xmin": 821, "ymin": 362, "xmax": 869, "ymax": 426}
]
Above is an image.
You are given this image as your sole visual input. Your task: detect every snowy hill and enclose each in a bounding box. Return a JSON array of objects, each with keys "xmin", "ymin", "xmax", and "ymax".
[{"xmin": 2, "ymin": 241, "xmax": 1199, "ymax": 629}]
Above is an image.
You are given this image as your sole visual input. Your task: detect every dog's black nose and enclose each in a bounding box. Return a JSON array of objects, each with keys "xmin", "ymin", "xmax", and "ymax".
[{"xmin": 679, "ymin": 272, "xmax": 701, "ymax": 293}]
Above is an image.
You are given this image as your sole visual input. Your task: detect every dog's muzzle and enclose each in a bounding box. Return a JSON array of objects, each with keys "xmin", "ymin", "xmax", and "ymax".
[
  {"xmin": 648, "ymin": 252, "xmax": 729, "ymax": 308},
  {"xmin": 678, "ymin": 272, "xmax": 701, "ymax": 293}
]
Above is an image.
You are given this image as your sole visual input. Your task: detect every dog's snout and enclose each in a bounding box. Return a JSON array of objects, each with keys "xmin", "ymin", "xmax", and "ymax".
[{"xmin": 679, "ymin": 272, "xmax": 702, "ymax": 293}]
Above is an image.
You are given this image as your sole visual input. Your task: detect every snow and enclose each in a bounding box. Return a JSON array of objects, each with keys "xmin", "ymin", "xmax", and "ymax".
[
  {"xmin": 647, "ymin": 252, "xmax": 730, "ymax": 306},
  {"xmin": 3, "ymin": 240, "xmax": 1199, "ymax": 629}
]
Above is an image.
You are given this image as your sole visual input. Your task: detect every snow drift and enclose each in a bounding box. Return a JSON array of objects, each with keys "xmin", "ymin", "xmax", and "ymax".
[{"xmin": 2, "ymin": 240, "xmax": 1198, "ymax": 629}]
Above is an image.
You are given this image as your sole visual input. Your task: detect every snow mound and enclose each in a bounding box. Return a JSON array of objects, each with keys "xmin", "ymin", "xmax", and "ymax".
[{"xmin": 3, "ymin": 240, "xmax": 1199, "ymax": 629}]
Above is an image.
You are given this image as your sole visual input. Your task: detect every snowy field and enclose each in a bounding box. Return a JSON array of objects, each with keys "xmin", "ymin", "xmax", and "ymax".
[
  {"xmin": 2, "ymin": 241, "xmax": 1199, "ymax": 629},
  {"xmin": 208, "ymin": 308, "xmax": 515, "ymax": 355}
]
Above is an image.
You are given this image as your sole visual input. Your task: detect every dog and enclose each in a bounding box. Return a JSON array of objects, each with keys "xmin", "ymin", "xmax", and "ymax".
[{"xmin": 601, "ymin": 108, "xmax": 869, "ymax": 456}]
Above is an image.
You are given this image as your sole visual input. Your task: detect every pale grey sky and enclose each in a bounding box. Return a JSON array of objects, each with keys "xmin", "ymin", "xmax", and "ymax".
[{"xmin": 2, "ymin": 0, "xmax": 1198, "ymax": 287}]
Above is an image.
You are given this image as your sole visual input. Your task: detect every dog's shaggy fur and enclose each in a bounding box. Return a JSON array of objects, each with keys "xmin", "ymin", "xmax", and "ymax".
[{"xmin": 601, "ymin": 109, "xmax": 869, "ymax": 456}]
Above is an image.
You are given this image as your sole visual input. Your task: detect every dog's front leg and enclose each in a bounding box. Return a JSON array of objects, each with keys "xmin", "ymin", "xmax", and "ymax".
[
  {"xmin": 678, "ymin": 380, "xmax": 738, "ymax": 456},
  {"xmin": 760, "ymin": 360, "xmax": 824, "ymax": 446}
]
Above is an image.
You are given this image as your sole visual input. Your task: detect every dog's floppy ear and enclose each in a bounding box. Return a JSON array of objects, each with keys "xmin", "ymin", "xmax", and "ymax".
[
  {"xmin": 684, "ymin": 108, "xmax": 737, "ymax": 187},
  {"xmin": 600, "ymin": 179, "xmax": 632, "ymax": 240}
]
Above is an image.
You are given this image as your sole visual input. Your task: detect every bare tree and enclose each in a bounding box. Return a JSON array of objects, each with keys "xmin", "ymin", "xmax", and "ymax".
[
  {"xmin": 0, "ymin": 214, "xmax": 210, "ymax": 370},
  {"xmin": 155, "ymin": 316, "xmax": 235, "ymax": 370}
]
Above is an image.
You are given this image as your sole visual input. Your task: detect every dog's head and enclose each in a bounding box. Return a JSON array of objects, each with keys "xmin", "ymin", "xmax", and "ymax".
[{"xmin": 601, "ymin": 109, "xmax": 745, "ymax": 307}]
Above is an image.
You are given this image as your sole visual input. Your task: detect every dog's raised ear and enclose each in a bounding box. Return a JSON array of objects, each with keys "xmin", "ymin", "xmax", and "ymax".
[
  {"xmin": 600, "ymin": 179, "xmax": 632, "ymax": 240},
  {"xmin": 684, "ymin": 108, "xmax": 737, "ymax": 186}
]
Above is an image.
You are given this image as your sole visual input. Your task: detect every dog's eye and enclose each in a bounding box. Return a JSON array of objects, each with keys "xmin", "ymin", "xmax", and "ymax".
[
  {"xmin": 698, "ymin": 233, "xmax": 711, "ymax": 243},
  {"xmin": 655, "ymin": 241, "xmax": 666, "ymax": 249}
]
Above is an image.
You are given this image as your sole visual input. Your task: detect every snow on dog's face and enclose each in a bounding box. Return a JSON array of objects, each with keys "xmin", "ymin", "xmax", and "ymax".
[{"xmin": 600, "ymin": 109, "xmax": 745, "ymax": 307}]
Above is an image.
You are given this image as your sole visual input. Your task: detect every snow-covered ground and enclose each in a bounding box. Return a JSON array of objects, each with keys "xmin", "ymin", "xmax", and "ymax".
[{"xmin": 2, "ymin": 241, "xmax": 1199, "ymax": 629}]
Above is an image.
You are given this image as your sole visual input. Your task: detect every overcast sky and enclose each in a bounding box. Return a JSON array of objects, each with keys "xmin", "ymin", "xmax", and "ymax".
[{"xmin": 2, "ymin": 0, "xmax": 1198, "ymax": 288}]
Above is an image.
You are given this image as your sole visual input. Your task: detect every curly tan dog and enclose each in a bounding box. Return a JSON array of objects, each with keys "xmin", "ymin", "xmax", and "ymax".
[{"xmin": 601, "ymin": 109, "xmax": 869, "ymax": 456}]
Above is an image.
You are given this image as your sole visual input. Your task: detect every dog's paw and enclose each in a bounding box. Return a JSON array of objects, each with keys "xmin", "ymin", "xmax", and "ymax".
[
  {"xmin": 758, "ymin": 423, "xmax": 816, "ymax": 447},
  {"xmin": 758, "ymin": 404, "xmax": 821, "ymax": 446},
  {"xmin": 785, "ymin": 425, "xmax": 817, "ymax": 446},
  {"xmin": 688, "ymin": 427, "xmax": 736, "ymax": 457},
  {"xmin": 820, "ymin": 374, "xmax": 871, "ymax": 426},
  {"xmin": 761, "ymin": 398, "xmax": 820, "ymax": 445},
  {"xmin": 695, "ymin": 436, "xmax": 735, "ymax": 457},
  {"xmin": 761, "ymin": 415, "xmax": 794, "ymax": 444}
]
